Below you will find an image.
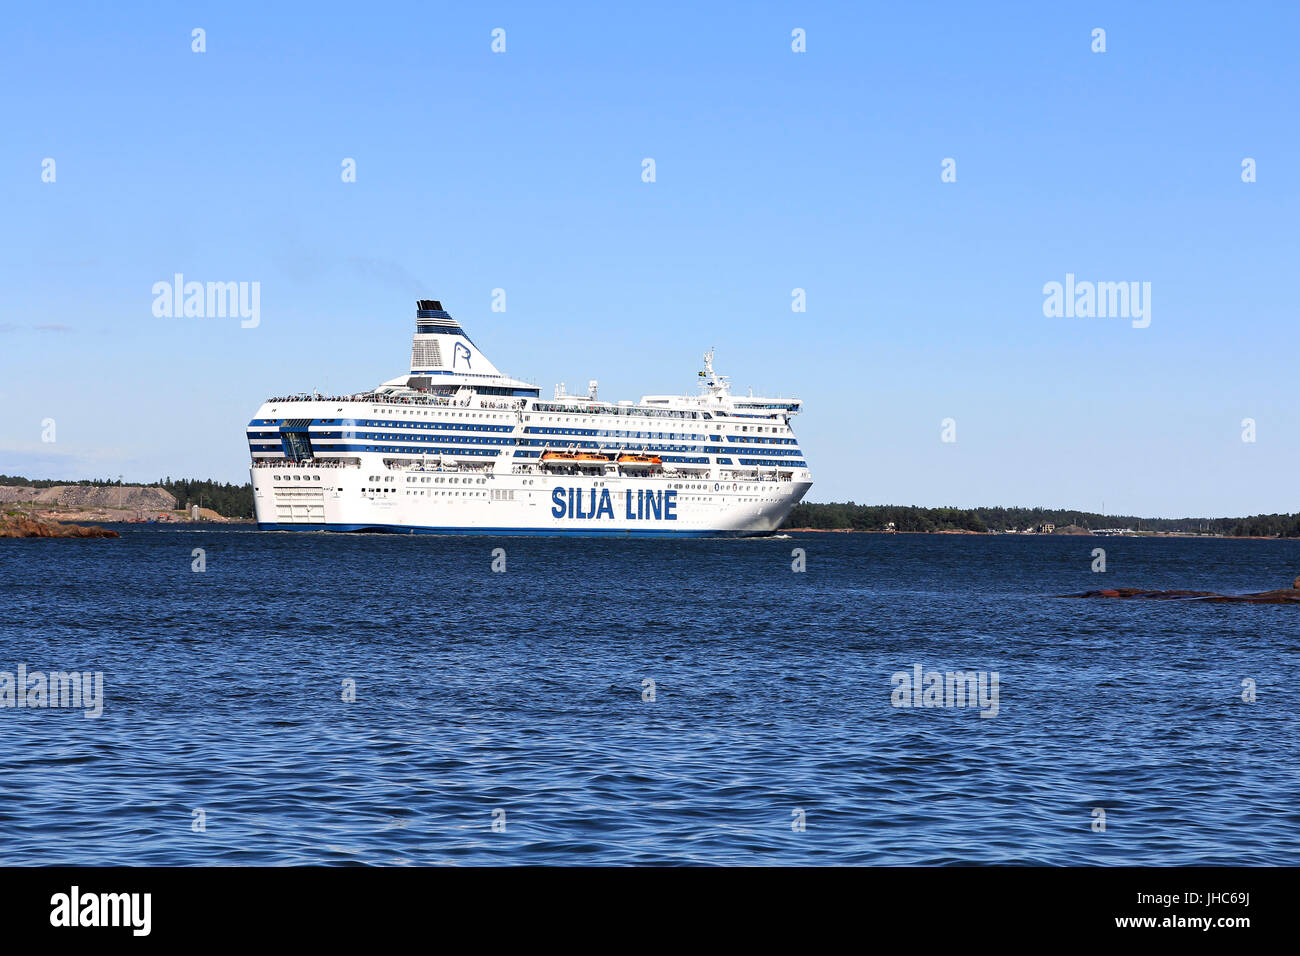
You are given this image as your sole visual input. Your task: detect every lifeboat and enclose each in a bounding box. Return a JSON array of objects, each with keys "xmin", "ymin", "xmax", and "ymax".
[
  {"xmin": 617, "ymin": 453, "xmax": 662, "ymax": 468},
  {"xmin": 541, "ymin": 451, "xmax": 609, "ymax": 463}
]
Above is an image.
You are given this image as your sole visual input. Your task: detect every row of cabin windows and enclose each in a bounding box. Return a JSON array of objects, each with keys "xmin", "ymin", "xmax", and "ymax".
[
  {"xmin": 370, "ymin": 409, "xmax": 513, "ymax": 420},
  {"xmin": 358, "ymin": 421, "xmax": 513, "ymax": 432},
  {"xmin": 267, "ymin": 407, "xmax": 792, "ymax": 435},
  {"xmin": 406, "ymin": 490, "xmax": 487, "ymax": 497},
  {"xmin": 526, "ymin": 414, "xmax": 788, "ymax": 436},
  {"xmin": 405, "ymin": 476, "xmax": 488, "ymax": 484}
]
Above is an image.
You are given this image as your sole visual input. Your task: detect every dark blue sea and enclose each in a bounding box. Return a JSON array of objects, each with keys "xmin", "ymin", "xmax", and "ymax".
[{"xmin": 2, "ymin": 528, "xmax": 1298, "ymax": 865}]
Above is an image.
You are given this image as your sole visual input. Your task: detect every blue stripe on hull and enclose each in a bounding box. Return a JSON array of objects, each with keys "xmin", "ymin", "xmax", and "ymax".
[{"xmin": 255, "ymin": 522, "xmax": 767, "ymax": 538}]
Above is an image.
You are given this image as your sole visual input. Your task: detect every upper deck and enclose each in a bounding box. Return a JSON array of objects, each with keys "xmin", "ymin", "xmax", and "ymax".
[{"xmin": 248, "ymin": 301, "xmax": 809, "ymax": 482}]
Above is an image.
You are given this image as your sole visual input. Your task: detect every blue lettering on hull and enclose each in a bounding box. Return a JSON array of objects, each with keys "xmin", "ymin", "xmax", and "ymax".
[{"xmin": 552, "ymin": 486, "xmax": 676, "ymax": 521}]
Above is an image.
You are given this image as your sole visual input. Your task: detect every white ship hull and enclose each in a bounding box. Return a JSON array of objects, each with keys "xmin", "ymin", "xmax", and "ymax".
[{"xmin": 253, "ymin": 465, "xmax": 810, "ymax": 536}]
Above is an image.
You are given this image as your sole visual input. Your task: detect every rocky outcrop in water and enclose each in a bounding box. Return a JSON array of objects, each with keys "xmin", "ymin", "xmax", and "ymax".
[
  {"xmin": 0, "ymin": 516, "xmax": 119, "ymax": 539},
  {"xmin": 1060, "ymin": 582, "xmax": 1300, "ymax": 604}
]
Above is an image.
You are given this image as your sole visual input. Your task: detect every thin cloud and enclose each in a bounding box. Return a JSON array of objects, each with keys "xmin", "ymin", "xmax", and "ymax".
[{"xmin": 345, "ymin": 257, "xmax": 427, "ymax": 296}]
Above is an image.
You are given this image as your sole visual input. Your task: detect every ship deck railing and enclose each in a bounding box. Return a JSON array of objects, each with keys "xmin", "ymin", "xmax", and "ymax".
[
  {"xmin": 383, "ymin": 458, "xmax": 494, "ymax": 473},
  {"xmin": 509, "ymin": 465, "xmax": 792, "ymax": 483},
  {"xmin": 251, "ymin": 458, "xmax": 360, "ymax": 469},
  {"xmin": 264, "ymin": 392, "xmax": 529, "ymax": 411}
]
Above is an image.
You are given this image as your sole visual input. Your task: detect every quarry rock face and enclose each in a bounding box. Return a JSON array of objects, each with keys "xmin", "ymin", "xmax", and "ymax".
[{"xmin": 0, "ymin": 485, "xmax": 177, "ymax": 511}]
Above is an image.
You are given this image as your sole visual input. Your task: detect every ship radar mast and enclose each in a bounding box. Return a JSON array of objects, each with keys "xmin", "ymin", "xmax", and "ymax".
[{"xmin": 698, "ymin": 348, "xmax": 731, "ymax": 400}]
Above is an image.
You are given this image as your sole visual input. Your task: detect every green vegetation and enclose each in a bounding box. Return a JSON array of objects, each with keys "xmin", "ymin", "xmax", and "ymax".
[
  {"xmin": 782, "ymin": 502, "xmax": 1300, "ymax": 537},
  {"xmin": 156, "ymin": 478, "xmax": 254, "ymax": 519},
  {"xmin": 0, "ymin": 474, "xmax": 93, "ymax": 489},
  {"xmin": 784, "ymin": 503, "xmax": 989, "ymax": 533},
  {"xmin": 1227, "ymin": 513, "xmax": 1300, "ymax": 538}
]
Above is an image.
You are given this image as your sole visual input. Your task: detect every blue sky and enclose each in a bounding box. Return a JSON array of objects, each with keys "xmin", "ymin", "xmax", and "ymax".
[{"xmin": 2, "ymin": 1, "xmax": 1297, "ymax": 517}]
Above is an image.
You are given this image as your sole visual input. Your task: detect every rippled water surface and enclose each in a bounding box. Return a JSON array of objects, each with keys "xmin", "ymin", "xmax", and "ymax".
[{"xmin": 2, "ymin": 528, "xmax": 1298, "ymax": 864}]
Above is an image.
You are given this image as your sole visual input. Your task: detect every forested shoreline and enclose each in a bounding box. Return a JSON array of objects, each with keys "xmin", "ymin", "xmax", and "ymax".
[{"xmin": 782, "ymin": 502, "xmax": 1300, "ymax": 537}]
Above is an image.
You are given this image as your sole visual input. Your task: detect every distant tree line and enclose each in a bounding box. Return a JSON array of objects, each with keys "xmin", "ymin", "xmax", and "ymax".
[
  {"xmin": 0, "ymin": 475, "xmax": 253, "ymax": 518},
  {"xmin": 156, "ymin": 478, "xmax": 254, "ymax": 518},
  {"xmin": 1226, "ymin": 513, "xmax": 1300, "ymax": 538},
  {"xmin": 2, "ymin": 473, "xmax": 1295, "ymax": 532},
  {"xmin": 782, "ymin": 502, "xmax": 1300, "ymax": 537},
  {"xmin": 0, "ymin": 474, "xmax": 103, "ymax": 489},
  {"xmin": 783, "ymin": 503, "xmax": 991, "ymax": 533}
]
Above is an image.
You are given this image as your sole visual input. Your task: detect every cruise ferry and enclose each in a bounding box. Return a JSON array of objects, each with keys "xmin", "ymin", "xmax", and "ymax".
[{"xmin": 247, "ymin": 300, "xmax": 812, "ymax": 535}]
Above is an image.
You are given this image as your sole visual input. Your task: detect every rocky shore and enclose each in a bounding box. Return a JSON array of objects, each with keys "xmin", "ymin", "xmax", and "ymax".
[
  {"xmin": 1059, "ymin": 576, "xmax": 1300, "ymax": 605},
  {"xmin": 0, "ymin": 515, "xmax": 120, "ymax": 539}
]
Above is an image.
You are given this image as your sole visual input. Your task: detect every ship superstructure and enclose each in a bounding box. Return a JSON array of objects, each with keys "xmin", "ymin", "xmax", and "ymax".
[{"xmin": 247, "ymin": 300, "xmax": 812, "ymax": 535}]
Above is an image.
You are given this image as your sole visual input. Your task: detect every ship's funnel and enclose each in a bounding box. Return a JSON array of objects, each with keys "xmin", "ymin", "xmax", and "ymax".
[{"xmin": 409, "ymin": 299, "xmax": 502, "ymax": 376}]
